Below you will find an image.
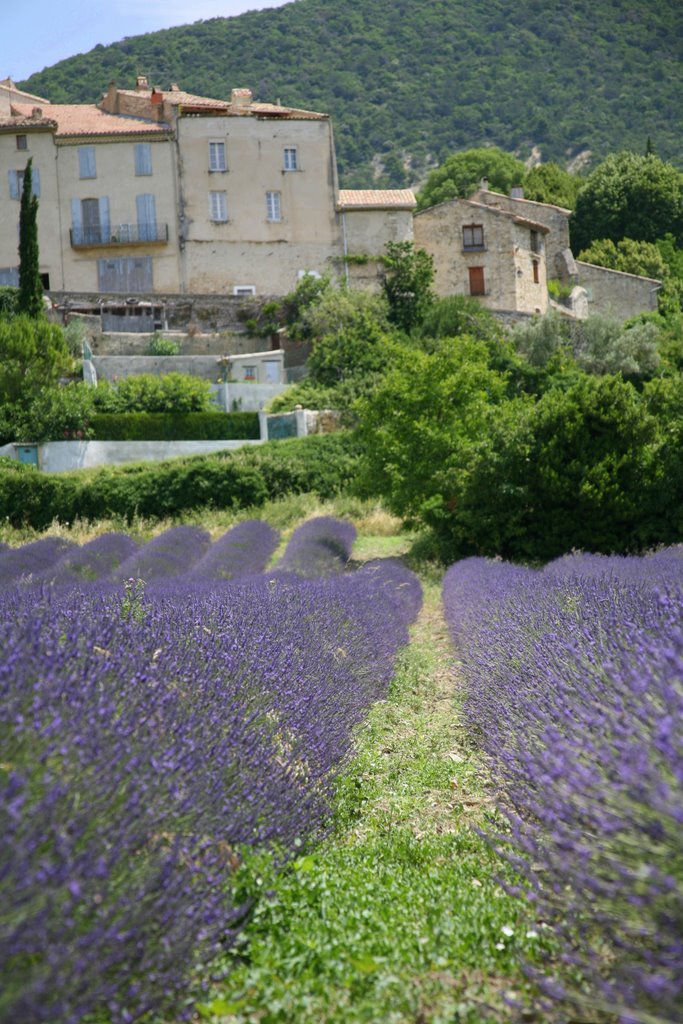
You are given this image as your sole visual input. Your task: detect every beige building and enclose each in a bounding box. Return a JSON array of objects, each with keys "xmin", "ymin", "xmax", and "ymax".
[
  {"xmin": 414, "ymin": 196, "xmax": 549, "ymax": 315},
  {"xmin": 337, "ymin": 189, "xmax": 417, "ymax": 290}
]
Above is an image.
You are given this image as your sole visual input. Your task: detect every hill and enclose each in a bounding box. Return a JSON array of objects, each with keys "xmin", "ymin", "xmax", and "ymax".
[{"xmin": 20, "ymin": 0, "xmax": 683, "ymax": 188}]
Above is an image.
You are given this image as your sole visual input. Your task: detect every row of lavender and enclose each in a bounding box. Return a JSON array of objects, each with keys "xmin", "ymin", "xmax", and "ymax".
[
  {"xmin": 1, "ymin": 519, "xmax": 421, "ymax": 1023},
  {"xmin": 0, "ymin": 516, "xmax": 358, "ymax": 587},
  {"xmin": 443, "ymin": 549, "xmax": 683, "ymax": 1023}
]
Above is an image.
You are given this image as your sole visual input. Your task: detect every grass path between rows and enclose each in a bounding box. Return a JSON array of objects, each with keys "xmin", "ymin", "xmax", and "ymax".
[{"xmin": 194, "ymin": 575, "xmax": 550, "ymax": 1024}]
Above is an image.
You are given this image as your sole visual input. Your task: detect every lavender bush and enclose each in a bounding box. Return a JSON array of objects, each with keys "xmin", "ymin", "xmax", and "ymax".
[
  {"xmin": 112, "ymin": 524, "xmax": 212, "ymax": 581},
  {"xmin": 37, "ymin": 532, "xmax": 140, "ymax": 584},
  {"xmin": 443, "ymin": 552, "xmax": 683, "ymax": 1022},
  {"xmin": 275, "ymin": 516, "xmax": 357, "ymax": 577},
  {"xmin": 1, "ymin": 549, "xmax": 421, "ymax": 1023},
  {"xmin": 189, "ymin": 520, "xmax": 280, "ymax": 580},
  {"xmin": 0, "ymin": 536, "xmax": 76, "ymax": 585}
]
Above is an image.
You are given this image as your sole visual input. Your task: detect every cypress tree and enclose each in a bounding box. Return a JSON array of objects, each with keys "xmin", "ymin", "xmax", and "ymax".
[{"xmin": 18, "ymin": 158, "xmax": 44, "ymax": 318}]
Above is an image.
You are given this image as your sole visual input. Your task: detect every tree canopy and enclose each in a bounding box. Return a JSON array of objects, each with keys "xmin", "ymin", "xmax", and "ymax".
[{"xmin": 416, "ymin": 148, "xmax": 527, "ymax": 210}]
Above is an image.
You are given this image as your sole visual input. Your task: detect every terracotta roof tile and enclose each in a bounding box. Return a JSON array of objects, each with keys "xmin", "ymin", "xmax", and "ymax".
[
  {"xmin": 337, "ymin": 189, "xmax": 417, "ymax": 210},
  {"xmin": 12, "ymin": 102, "xmax": 170, "ymax": 138}
]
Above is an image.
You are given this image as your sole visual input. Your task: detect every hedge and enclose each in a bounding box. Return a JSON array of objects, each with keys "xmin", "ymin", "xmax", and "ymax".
[
  {"xmin": 90, "ymin": 411, "xmax": 260, "ymax": 441},
  {"xmin": 0, "ymin": 432, "xmax": 362, "ymax": 528}
]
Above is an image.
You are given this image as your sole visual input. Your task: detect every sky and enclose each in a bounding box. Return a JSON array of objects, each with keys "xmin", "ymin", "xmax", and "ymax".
[{"xmin": 0, "ymin": 0, "xmax": 291, "ymax": 84}]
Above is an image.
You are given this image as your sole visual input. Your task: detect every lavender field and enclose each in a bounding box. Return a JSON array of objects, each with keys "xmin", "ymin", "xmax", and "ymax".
[
  {"xmin": 0, "ymin": 518, "xmax": 422, "ymax": 1023},
  {"xmin": 444, "ymin": 549, "xmax": 683, "ymax": 1023}
]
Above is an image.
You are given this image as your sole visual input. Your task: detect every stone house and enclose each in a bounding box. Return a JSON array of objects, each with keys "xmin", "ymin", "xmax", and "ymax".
[{"xmin": 413, "ymin": 196, "xmax": 549, "ymax": 316}]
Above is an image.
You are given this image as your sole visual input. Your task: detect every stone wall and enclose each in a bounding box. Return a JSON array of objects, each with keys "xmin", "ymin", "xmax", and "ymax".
[
  {"xmin": 576, "ymin": 262, "xmax": 661, "ymax": 320},
  {"xmin": 0, "ymin": 439, "xmax": 263, "ymax": 473}
]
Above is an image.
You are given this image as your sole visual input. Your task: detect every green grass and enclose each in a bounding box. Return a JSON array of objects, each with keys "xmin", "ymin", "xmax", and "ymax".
[{"xmin": 193, "ymin": 583, "xmax": 553, "ymax": 1024}]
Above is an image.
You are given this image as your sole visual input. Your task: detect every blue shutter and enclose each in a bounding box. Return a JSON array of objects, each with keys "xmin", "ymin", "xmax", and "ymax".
[
  {"xmin": 136, "ymin": 194, "xmax": 156, "ymax": 240},
  {"xmin": 79, "ymin": 146, "xmax": 96, "ymax": 178},
  {"xmin": 99, "ymin": 197, "xmax": 110, "ymax": 241},
  {"xmin": 32, "ymin": 168, "xmax": 40, "ymax": 197},
  {"xmin": 8, "ymin": 170, "xmax": 19, "ymax": 199},
  {"xmin": 134, "ymin": 144, "xmax": 152, "ymax": 175},
  {"xmin": 71, "ymin": 198, "xmax": 83, "ymax": 244}
]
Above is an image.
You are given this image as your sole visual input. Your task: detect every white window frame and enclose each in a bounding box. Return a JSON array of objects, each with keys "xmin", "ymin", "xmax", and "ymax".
[
  {"xmin": 209, "ymin": 140, "xmax": 227, "ymax": 172},
  {"xmin": 78, "ymin": 145, "xmax": 97, "ymax": 179},
  {"xmin": 266, "ymin": 190, "xmax": 282, "ymax": 222},
  {"xmin": 134, "ymin": 143, "xmax": 152, "ymax": 176},
  {"xmin": 283, "ymin": 146, "xmax": 298, "ymax": 171},
  {"xmin": 233, "ymin": 285, "xmax": 256, "ymax": 296},
  {"xmin": 208, "ymin": 190, "xmax": 228, "ymax": 223}
]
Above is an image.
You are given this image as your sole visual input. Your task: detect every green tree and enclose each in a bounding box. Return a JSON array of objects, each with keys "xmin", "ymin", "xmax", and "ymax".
[
  {"xmin": 17, "ymin": 159, "xmax": 44, "ymax": 318},
  {"xmin": 570, "ymin": 152, "xmax": 683, "ymax": 253},
  {"xmin": 381, "ymin": 241, "xmax": 434, "ymax": 333},
  {"xmin": 522, "ymin": 162, "xmax": 583, "ymax": 209},
  {"xmin": 578, "ymin": 237, "xmax": 667, "ymax": 280},
  {"xmin": 0, "ymin": 315, "xmax": 72, "ymax": 408},
  {"xmin": 416, "ymin": 147, "xmax": 527, "ymax": 211}
]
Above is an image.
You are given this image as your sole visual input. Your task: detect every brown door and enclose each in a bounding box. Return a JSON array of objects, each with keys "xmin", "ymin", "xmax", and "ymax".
[{"xmin": 469, "ymin": 266, "xmax": 485, "ymax": 296}]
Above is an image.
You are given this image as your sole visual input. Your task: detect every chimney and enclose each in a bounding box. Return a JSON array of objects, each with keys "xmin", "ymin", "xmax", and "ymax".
[
  {"xmin": 170, "ymin": 83, "xmax": 180, "ymax": 92},
  {"xmin": 151, "ymin": 88, "xmax": 163, "ymax": 105},
  {"xmin": 135, "ymin": 75, "xmax": 149, "ymax": 92},
  {"xmin": 31, "ymin": 106, "xmax": 42, "ymax": 119},
  {"xmin": 510, "ymin": 186, "xmax": 525, "ymax": 200},
  {"xmin": 479, "ymin": 177, "xmax": 489, "ymax": 191},
  {"xmin": 230, "ymin": 88, "xmax": 253, "ymax": 110}
]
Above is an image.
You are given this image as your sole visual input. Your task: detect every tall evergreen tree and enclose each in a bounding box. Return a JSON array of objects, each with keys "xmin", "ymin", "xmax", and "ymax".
[{"xmin": 18, "ymin": 159, "xmax": 44, "ymax": 318}]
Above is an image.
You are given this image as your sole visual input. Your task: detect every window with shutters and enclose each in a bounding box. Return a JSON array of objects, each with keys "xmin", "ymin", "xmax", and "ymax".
[
  {"xmin": 8, "ymin": 168, "xmax": 41, "ymax": 199},
  {"xmin": 134, "ymin": 143, "xmax": 152, "ymax": 176},
  {"xmin": 266, "ymin": 191, "xmax": 282, "ymax": 222},
  {"xmin": 468, "ymin": 266, "xmax": 486, "ymax": 296},
  {"xmin": 209, "ymin": 140, "xmax": 227, "ymax": 172},
  {"xmin": 463, "ymin": 224, "xmax": 485, "ymax": 251},
  {"xmin": 208, "ymin": 191, "xmax": 228, "ymax": 222}
]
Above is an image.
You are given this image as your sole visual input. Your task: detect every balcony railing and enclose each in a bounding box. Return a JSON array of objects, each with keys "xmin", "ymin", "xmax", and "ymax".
[{"xmin": 70, "ymin": 223, "xmax": 169, "ymax": 248}]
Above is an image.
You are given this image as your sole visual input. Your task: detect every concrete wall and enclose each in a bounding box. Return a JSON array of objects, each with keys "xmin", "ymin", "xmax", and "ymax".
[
  {"xmin": 91, "ymin": 355, "xmax": 228, "ymax": 382},
  {"xmin": 1, "ymin": 439, "xmax": 263, "ymax": 472},
  {"xmin": 576, "ymin": 261, "xmax": 661, "ymax": 320}
]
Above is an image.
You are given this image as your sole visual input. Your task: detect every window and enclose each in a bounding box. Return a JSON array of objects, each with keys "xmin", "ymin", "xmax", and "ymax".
[
  {"xmin": 530, "ymin": 229, "xmax": 542, "ymax": 254},
  {"xmin": 266, "ymin": 191, "xmax": 281, "ymax": 222},
  {"xmin": 136, "ymin": 194, "xmax": 157, "ymax": 240},
  {"xmin": 71, "ymin": 196, "xmax": 110, "ymax": 245},
  {"xmin": 78, "ymin": 146, "xmax": 97, "ymax": 179},
  {"xmin": 243, "ymin": 365, "xmax": 257, "ymax": 381},
  {"xmin": 283, "ymin": 146, "xmax": 298, "ymax": 171},
  {"xmin": 209, "ymin": 140, "xmax": 227, "ymax": 172},
  {"xmin": 209, "ymin": 191, "xmax": 228, "ymax": 222},
  {"xmin": 233, "ymin": 285, "xmax": 256, "ymax": 296},
  {"xmin": 97, "ymin": 256, "xmax": 153, "ymax": 293},
  {"xmin": 134, "ymin": 143, "xmax": 152, "ymax": 176},
  {"xmin": 532, "ymin": 259, "xmax": 540, "ymax": 284},
  {"xmin": 468, "ymin": 266, "xmax": 486, "ymax": 296},
  {"xmin": 8, "ymin": 168, "xmax": 40, "ymax": 199},
  {"xmin": 16, "ymin": 135, "xmax": 27, "ymax": 150},
  {"xmin": 463, "ymin": 224, "xmax": 484, "ymax": 250}
]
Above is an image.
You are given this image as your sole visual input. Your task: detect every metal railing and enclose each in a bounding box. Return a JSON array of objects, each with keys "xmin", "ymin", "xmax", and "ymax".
[{"xmin": 70, "ymin": 223, "xmax": 169, "ymax": 247}]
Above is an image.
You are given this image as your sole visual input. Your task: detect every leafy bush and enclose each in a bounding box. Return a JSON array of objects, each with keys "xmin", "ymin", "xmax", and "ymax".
[
  {"xmin": 90, "ymin": 411, "xmax": 259, "ymax": 441},
  {"xmin": 12, "ymin": 383, "xmax": 96, "ymax": 443},
  {"xmin": 147, "ymin": 333, "xmax": 181, "ymax": 356},
  {"xmin": 93, "ymin": 373, "xmax": 212, "ymax": 413},
  {"xmin": 0, "ymin": 286, "xmax": 19, "ymax": 319},
  {"xmin": 0, "ymin": 315, "xmax": 72, "ymax": 407},
  {"xmin": 0, "ymin": 432, "xmax": 362, "ymax": 528}
]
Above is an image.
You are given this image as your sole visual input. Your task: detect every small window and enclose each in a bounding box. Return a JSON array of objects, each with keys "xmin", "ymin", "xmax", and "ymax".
[
  {"xmin": 530, "ymin": 229, "xmax": 542, "ymax": 254},
  {"xmin": 134, "ymin": 143, "xmax": 152, "ymax": 176},
  {"xmin": 243, "ymin": 365, "xmax": 257, "ymax": 381},
  {"xmin": 468, "ymin": 266, "xmax": 486, "ymax": 296},
  {"xmin": 283, "ymin": 147, "xmax": 298, "ymax": 171},
  {"xmin": 463, "ymin": 224, "xmax": 484, "ymax": 251},
  {"xmin": 78, "ymin": 146, "xmax": 97, "ymax": 179},
  {"xmin": 209, "ymin": 191, "xmax": 228, "ymax": 222},
  {"xmin": 233, "ymin": 285, "xmax": 256, "ymax": 296},
  {"xmin": 266, "ymin": 191, "xmax": 282, "ymax": 222},
  {"xmin": 532, "ymin": 260, "xmax": 540, "ymax": 284},
  {"xmin": 209, "ymin": 140, "xmax": 227, "ymax": 172},
  {"xmin": 16, "ymin": 135, "xmax": 28, "ymax": 151}
]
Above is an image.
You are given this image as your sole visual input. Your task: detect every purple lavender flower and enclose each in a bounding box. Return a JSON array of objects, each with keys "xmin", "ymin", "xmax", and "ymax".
[
  {"xmin": 275, "ymin": 516, "xmax": 357, "ymax": 577},
  {"xmin": 189, "ymin": 520, "xmax": 279, "ymax": 580}
]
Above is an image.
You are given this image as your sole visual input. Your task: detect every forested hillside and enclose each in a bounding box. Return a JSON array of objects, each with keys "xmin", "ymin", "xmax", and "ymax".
[{"xmin": 20, "ymin": 0, "xmax": 683, "ymax": 188}]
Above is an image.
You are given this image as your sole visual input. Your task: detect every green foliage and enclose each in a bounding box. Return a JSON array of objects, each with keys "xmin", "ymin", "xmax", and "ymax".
[
  {"xmin": 17, "ymin": 159, "xmax": 43, "ymax": 319},
  {"xmin": 0, "ymin": 316, "xmax": 72, "ymax": 407},
  {"xmin": 11, "ymin": 383, "xmax": 96, "ymax": 443},
  {"xmin": 547, "ymin": 278, "xmax": 575, "ymax": 301},
  {"xmin": 296, "ymin": 286, "xmax": 389, "ymax": 342},
  {"xmin": 356, "ymin": 337, "xmax": 510, "ymax": 534},
  {"xmin": 0, "ymin": 287, "xmax": 19, "ymax": 319},
  {"xmin": 62, "ymin": 318, "xmax": 88, "ymax": 358},
  {"xmin": 522, "ymin": 162, "xmax": 583, "ymax": 209},
  {"xmin": 20, "ymin": 0, "xmax": 683, "ymax": 188},
  {"xmin": 381, "ymin": 242, "xmax": 434, "ymax": 333},
  {"xmin": 419, "ymin": 294, "xmax": 503, "ymax": 344},
  {"xmin": 93, "ymin": 373, "xmax": 212, "ymax": 413},
  {"xmin": 147, "ymin": 333, "xmax": 181, "ymax": 356},
  {"xmin": 308, "ymin": 316, "xmax": 395, "ymax": 387},
  {"xmin": 90, "ymin": 411, "xmax": 259, "ymax": 441},
  {"xmin": 571, "ymin": 152, "xmax": 683, "ymax": 252},
  {"xmin": 578, "ymin": 237, "xmax": 668, "ymax": 280},
  {"xmin": 0, "ymin": 432, "xmax": 361, "ymax": 528},
  {"xmin": 416, "ymin": 147, "xmax": 527, "ymax": 210},
  {"xmin": 570, "ymin": 316, "xmax": 661, "ymax": 380}
]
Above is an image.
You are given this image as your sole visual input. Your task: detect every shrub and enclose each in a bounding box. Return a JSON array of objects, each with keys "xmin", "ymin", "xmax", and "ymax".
[
  {"xmin": 90, "ymin": 411, "xmax": 259, "ymax": 441},
  {"xmin": 147, "ymin": 333, "xmax": 181, "ymax": 356},
  {"xmin": 93, "ymin": 373, "xmax": 212, "ymax": 413}
]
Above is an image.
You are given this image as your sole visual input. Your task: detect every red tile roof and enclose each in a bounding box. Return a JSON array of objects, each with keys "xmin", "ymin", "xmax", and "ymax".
[
  {"xmin": 337, "ymin": 189, "xmax": 417, "ymax": 210},
  {"xmin": 11, "ymin": 102, "xmax": 170, "ymax": 138}
]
